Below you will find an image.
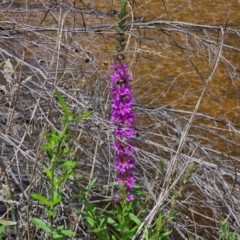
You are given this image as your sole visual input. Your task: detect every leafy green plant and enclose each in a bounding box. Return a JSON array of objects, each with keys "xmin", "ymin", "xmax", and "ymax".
[
  {"xmin": 219, "ymin": 219, "xmax": 240, "ymax": 240},
  {"xmin": 73, "ymin": 0, "xmax": 195, "ymax": 238},
  {"xmin": 74, "ymin": 182, "xmax": 149, "ymax": 240},
  {"xmin": 31, "ymin": 92, "xmax": 92, "ymax": 240},
  {"xmin": 75, "ymin": 178, "xmax": 111, "ymax": 240},
  {"xmin": 106, "ymin": 185, "xmax": 148, "ymax": 240},
  {"xmin": 143, "ymin": 212, "xmax": 178, "ymax": 240},
  {"xmin": 188, "ymin": 234, "xmax": 194, "ymax": 240},
  {"xmin": 74, "ymin": 179, "xmax": 180, "ymax": 240}
]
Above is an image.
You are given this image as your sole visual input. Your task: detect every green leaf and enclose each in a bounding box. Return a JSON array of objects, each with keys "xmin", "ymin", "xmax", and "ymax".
[
  {"xmin": 56, "ymin": 92, "xmax": 70, "ymax": 117},
  {"xmin": 44, "ymin": 132, "xmax": 60, "ymax": 141},
  {"xmin": 52, "ymin": 232, "xmax": 64, "ymax": 240},
  {"xmin": 58, "ymin": 146, "xmax": 69, "ymax": 157},
  {"xmin": 144, "ymin": 228, "xmax": 149, "ymax": 240},
  {"xmin": 52, "ymin": 195, "xmax": 61, "ymax": 208},
  {"xmin": 43, "ymin": 143, "xmax": 51, "ymax": 151},
  {"xmin": 99, "ymin": 202, "xmax": 111, "ymax": 216},
  {"xmin": 86, "ymin": 177, "xmax": 97, "ymax": 191},
  {"xmin": 156, "ymin": 213, "xmax": 163, "ymax": 231},
  {"xmin": 151, "ymin": 236, "xmax": 162, "ymax": 240},
  {"xmin": 0, "ymin": 225, "xmax": 6, "ymax": 235},
  {"xmin": 100, "ymin": 216, "xmax": 108, "ymax": 228},
  {"xmin": 32, "ymin": 218, "xmax": 51, "ymax": 233},
  {"xmin": 52, "ymin": 237, "xmax": 63, "ymax": 240},
  {"xmin": 45, "ymin": 150, "xmax": 52, "ymax": 160},
  {"xmin": 88, "ymin": 228, "xmax": 102, "ymax": 233},
  {"xmin": 188, "ymin": 234, "xmax": 194, "ymax": 240},
  {"xmin": 71, "ymin": 110, "xmax": 92, "ymax": 121},
  {"xmin": 115, "ymin": 205, "xmax": 122, "ymax": 228},
  {"xmin": 86, "ymin": 203, "xmax": 96, "ymax": 213},
  {"xmin": 103, "ymin": 182, "xmax": 118, "ymax": 188},
  {"xmin": 31, "ymin": 194, "xmax": 51, "ymax": 206},
  {"xmin": 75, "ymin": 209, "xmax": 86, "ymax": 217},
  {"xmin": 56, "ymin": 226, "xmax": 74, "ymax": 236},
  {"xmin": 43, "ymin": 166, "xmax": 52, "ymax": 181},
  {"xmin": 129, "ymin": 226, "xmax": 140, "ymax": 236},
  {"xmin": 159, "ymin": 159, "xmax": 164, "ymax": 171},
  {"xmin": 188, "ymin": 162, "xmax": 195, "ymax": 172},
  {"xmin": 50, "ymin": 140, "xmax": 55, "ymax": 151},
  {"xmin": 43, "ymin": 140, "xmax": 55, "ymax": 151},
  {"xmin": 160, "ymin": 230, "xmax": 172, "ymax": 237},
  {"xmin": 129, "ymin": 213, "xmax": 142, "ymax": 226},
  {"xmin": 107, "ymin": 217, "xmax": 120, "ymax": 232},
  {"xmin": 58, "ymin": 168, "xmax": 73, "ymax": 185},
  {"xmin": 68, "ymin": 174, "xmax": 74, "ymax": 181},
  {"xmin": 60, "ymin": 229, "xmax": 74, "ymax": 236},
  {"xmin": 123, "ymin": 226, "xmax": 138, "ymax": 239},
  {"xmin": 85, "ymin": 216, "xmax": 96, "ymax": 227},
  {"xmin": 0, "ymin": 219, "xmax": 17, "ymax": 226},
  {"xmin": 168, "ymin": 211, "xmax": 179, "ymax": 221},
  {"xmin": 55, "ymin": 160, "xmax": 77, "ymax": 167},
  {"xmin": 104, "ymin": 209, "xmax": 116, "ymax": 215},
  {"xmin": 47, "ymin": 209, "xmax": 56, "ymax": 217},
  {"xmin": 152, "ymin": 230, "xmax": 172, "ymax": 239},
  {"xmin": 124, "ymin": 200, "xmax": 134, "ymax": 215}
]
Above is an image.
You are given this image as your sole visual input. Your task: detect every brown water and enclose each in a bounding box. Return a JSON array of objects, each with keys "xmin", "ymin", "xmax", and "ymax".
[
  {"xmin": 123, "ymin": 1, "xmax": 240, "ymax": 168},
  {"xmin": 1, "ymin": 0, "xmax": 240, "ymax": 239}
]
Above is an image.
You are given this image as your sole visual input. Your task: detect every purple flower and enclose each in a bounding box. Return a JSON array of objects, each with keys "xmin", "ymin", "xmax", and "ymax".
[
  {"xmin": 120, "ymin": 112, "xmax": 136, "ymax": 125},
  {"xmin": 110, "ymin": 72, "xmax": 121, "ymax": 83},
  {"xmin": 125, "ymin": 141, "xmax": 135, "ymax": 154},
  {"xmin": 115, "ymin": 155, "xmax": 136, "ymax": 172},
  {"xmin": 115, "ymin": 194, "xmax": 120, "ymax": 202},
  {"xmin": 111, "ymin": 84, "xmax": 132, "ymax": 101},
  {"xmin": 114, "ymin": 127, "xmax": 135, "ymax": 138},
  {"xmin": 112, "ymin": 141, "xmax": 135, "ymax": 155},
  {"xmin": 110, "ymin": 61, "xmax": 119, "ymax": 69},
  {"xmin": 126, "ymin": 194, "xmax": 134, "ymax": 201},
  {"xmin": 110, "ymin": 62, "xmax": 132, "ymax": 84},
  {"xmin": 111, "ymin": 109, "xmax": 135, "ymax": 124},
  {"xmin": 123, "ymin": 73, "xmax": 132, "ymax": 81},
  {"xmin": 117, "ymin": 63, "xmax": 128, "ymax": 73},
  {"xmin": 111, "ymin": 101, "xmax": 132, "ymax": 116},
  {"xmin": 110, "ymin": 60, "xmax": 136, "ymax": 201},
  {"xmin": 112, "ymin": 141, "xmax": 124, "ymax": 153},
  {"xmin": 116, "ymin": 170, "xmax": 136, "ymax": 189}
]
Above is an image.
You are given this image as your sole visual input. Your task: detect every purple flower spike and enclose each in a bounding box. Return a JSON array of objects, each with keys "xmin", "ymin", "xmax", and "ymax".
[{"xmin": 110, "ymin": 60, "xmax": 136, "ymax": 201}]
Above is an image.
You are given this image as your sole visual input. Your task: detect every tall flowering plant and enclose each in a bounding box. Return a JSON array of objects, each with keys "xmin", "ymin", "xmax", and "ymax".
[
  {"xmin": 72, "ymin": 1, "xmax": 188, "ymax": 239},
  {"xmin": 110, "ymin": 61, "xmax": 136, "ymax": 201}
]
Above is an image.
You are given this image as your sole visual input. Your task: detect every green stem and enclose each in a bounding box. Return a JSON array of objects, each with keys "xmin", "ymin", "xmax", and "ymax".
[
  {"xmin": 120, "ymin": 201, "xmax": 125, "ymax": 239},
  {"xmin": 50, "ymin": 120, "xmax": 69, "ymax": 239},
  {"xmin": 50, "ymin": 160, "xmax": 55, "ymax": 239},
  {"xmin": 119, "ymin": 0, "xmax": 128, "ymax": 31}
]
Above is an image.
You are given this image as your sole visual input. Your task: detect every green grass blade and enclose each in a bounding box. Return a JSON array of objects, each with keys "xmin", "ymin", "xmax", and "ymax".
[{"xmin": 56, "ymin": 92, "xmax": 70, "ymax": 117}]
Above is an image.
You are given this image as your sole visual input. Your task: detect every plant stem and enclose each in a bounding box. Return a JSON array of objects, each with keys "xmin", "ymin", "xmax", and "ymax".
[
  {"xmin": 121, "ymin": 201, "xmax": 125, "ymax": 239},
  {"xmin": 50, "ymin": 120, "xmax": 69, "ymax": 239},
  {"xmin": 50, "ymin": 159, "xmax": 55, "ymax": 239},
  {"xmin": 119, "ymin": 0, "xmax": 128, "ymax": 30}
]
